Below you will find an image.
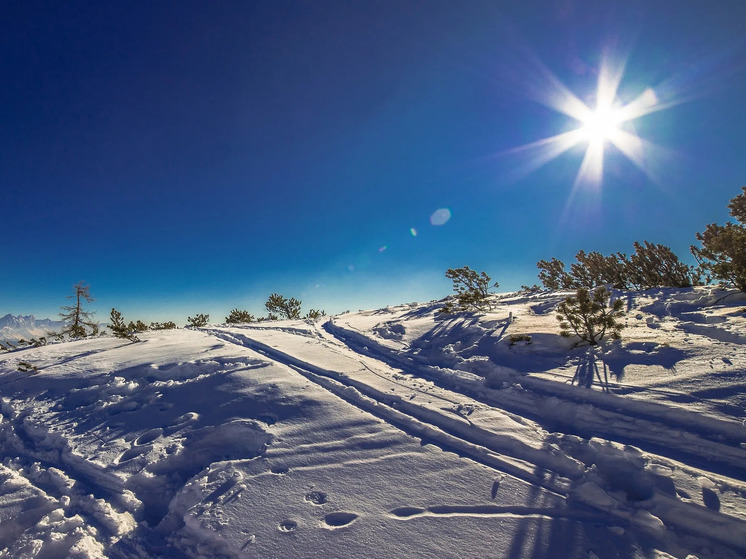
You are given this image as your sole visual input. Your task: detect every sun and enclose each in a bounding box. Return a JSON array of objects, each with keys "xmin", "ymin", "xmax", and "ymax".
[
  {"xmin": 501, "ymin": 54, "xmax": 671, "ymax": 191},
  {"xmin": 578, "ymin": 105, "xmax": 623, "ymax": 145}
]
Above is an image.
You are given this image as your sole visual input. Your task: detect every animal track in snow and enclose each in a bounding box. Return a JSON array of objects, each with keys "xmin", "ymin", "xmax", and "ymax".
[
  {"xmin": 322, "ymin": 511, "xmax": 358, "ymax": 528},
  {"xmin": 278, "ymin": 519, "xmax": 297, "ymax": 532},
  {"xmin": 304, "ymin": 491, "xmax": 328, "ymax": 505}
]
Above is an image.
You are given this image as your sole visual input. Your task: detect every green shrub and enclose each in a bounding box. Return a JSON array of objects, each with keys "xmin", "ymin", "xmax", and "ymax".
[
  {"xmin": 692, "ymin": 187, "xmax": 746, "ymax": 292},
  {"xmin": 537, "ymin": 258, "xmax": 573, "ymax": 290},
  {"xmin": 186, "ymin": 314, "xmax": 210, "ymax": 328},
  {"xmin": 128, "ymin": 320, "xmax": 149, "ymax": 333},
  {"xmin": 441, "ymin": 266, "xmax": 498, "ymax": 312},
  {"xmin": 265, "ymin": 294, "xmax": 302, "ymax": 319},
  {"xmin": 150, "ymin": 321, "xmax": 177, "ymax": 330},
  {"xmin": 538, "ymin": 243, "xmax": 695, "ymax": 291},
  {"xmin": 110, "ymin": 308, "xmax": 140, "ymax": 342},
  {"xmin": 627, "ymin": 241, "xmax": 695, "ymax": 289},
  {"xmin": 556, "ymin": 287, "xmax": 625, "ymax": 346},
  {"xmin": 226, "ymin": 309, "xmax": 255, "ymax": 324}
]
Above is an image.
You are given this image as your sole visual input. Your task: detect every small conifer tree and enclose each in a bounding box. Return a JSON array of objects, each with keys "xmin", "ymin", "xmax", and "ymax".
[
  {"xmin": 556, "ymin": 287, "xmax": 625, "ymax": 346},
  {"xmin": 110, "ymin": 308, "xmax": 139, "ymax": 342},
  {"xmin": 441, "ymin": 266, "xmax": 498, "ymax": 312},
  {"xmin": 127, "ymin": 320, "xmax": 149, "ymax": 333},
  {"xmin": 537, "ymin": 258, "xmax": 573, "ymax": 290},
  {"xmin": 150, "ymin": 321, "xmax": 177, "ymax": 330},
  {"xmin": 186, "ymin": 314, "xmax": 210, "ymax": 328},
  {"xmin": 692, "ymin": 186, "xmax": 746, "ymax": 292},
  {"xmin": 265, "ymin": 294, "xmax": 302, "ymax": 319},
  {"xmin": 627, "ymin": 241, "xmax": 695, "ymax": 289},
  {"xmin": 226, "ymin": 309, "xmax": 255, "ymax": 324}
]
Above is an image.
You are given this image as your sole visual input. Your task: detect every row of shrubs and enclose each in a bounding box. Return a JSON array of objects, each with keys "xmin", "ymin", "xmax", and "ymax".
[
  {"xmin": 108, "ymin": 293, "xmax": 326, "ymax": 342},
  {"xmin": 533, "ymin": 187, "xmax": 746, "ymax": 293},
  {"xmin": 441, "ymin": 187, "xmax": 746, "ymax": 346}
]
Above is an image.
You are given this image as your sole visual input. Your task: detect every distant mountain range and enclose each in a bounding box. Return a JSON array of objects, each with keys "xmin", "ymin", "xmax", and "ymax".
[{"xmin": 0, "ymin": 314, "xmax": 66, "ymax": 343}]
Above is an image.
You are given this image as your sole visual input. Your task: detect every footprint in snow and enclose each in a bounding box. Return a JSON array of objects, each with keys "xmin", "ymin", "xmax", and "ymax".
[
  {"xmin": 698, "ymin": 476, "xmax": 721, "ymax": 511},
  {"xmin": 702, "ymin": 487, "xmax": 721, "ymax": 511},
  {"xmin": 118, "ymin": 444, "xmax": 153, "ymax": 463},
  {"xmin": 304, "ymin": 491, "xmax": 328, "ymax": 505},
  {"xmin": 135, "ymin": 428, "xmax": 162, "ymax": 445},
  {"xmin": 323, "ymin": 512, "xmax": 358, "ymax": 529},
  {"xmin": 278, "ymin": 519, "xmax": 297, "ymax": 533},
  {"xmin": 389, "ymin": 507, "xmax": 424, "ymax": 518}
]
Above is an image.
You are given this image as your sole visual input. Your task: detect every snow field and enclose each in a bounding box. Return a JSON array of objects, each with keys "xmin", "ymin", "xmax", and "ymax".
[{"xmin": 0, "ymin": 286, "xmax": 744, "ymax": 557}]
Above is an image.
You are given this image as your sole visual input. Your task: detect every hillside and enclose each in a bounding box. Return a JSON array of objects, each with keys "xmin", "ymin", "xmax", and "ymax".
[{"xmin": 0, "ymin": 287, "xmax": 745, "ymax": 558}]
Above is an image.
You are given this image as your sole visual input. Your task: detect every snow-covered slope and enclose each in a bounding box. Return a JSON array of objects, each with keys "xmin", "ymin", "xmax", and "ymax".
[
  {"xmin": 0, "ymin": 287, "xmax": 745, "ymax": 558},
  {"xmin": 0, "ymin": 314, "xmax": 64, "ymax": 343}
]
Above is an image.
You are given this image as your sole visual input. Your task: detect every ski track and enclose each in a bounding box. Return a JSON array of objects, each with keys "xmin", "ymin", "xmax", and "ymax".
[
  {"xmin": 205, "ymin": 322, "xmax": 746, "ymax": 555},
  {"xmin": 322, "ymin": 320, "xmax": 746, "ymax": 479},
  {"xmin": 2, "ymin": 290, "xmax": 745, "ymax": 558}
]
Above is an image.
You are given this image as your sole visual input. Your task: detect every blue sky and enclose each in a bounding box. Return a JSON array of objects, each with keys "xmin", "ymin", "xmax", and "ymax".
[{"xmin": 2, "ymin": 1, "xmax": 745, "ymax": 324}]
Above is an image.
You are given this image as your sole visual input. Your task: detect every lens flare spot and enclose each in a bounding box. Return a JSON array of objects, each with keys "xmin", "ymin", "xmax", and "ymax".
[
  {"xmin": 378, "ymin": 245, "xmax": 387, "ymax": 252},
  {"xmin": 410, "ymin": 228, "xmax": 418, "ymax": 237},
  {"xmin": 347, "ymin": 264, "xmax": 354, "ymax": 272},
  {"xmin": 430, "ymin": 208, "xmax": 452, "ymax": 226}
]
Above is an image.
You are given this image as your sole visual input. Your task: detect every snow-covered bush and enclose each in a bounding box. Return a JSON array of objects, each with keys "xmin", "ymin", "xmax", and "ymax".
[{"xmin": 556, "ymin": 287, "xmax": 625, "ymax": 346}]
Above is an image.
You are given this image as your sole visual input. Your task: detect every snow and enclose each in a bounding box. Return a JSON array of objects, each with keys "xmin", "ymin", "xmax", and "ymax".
[{"xmin": 1, "ymin": 286, "xmax": 745, "ymax": 558}]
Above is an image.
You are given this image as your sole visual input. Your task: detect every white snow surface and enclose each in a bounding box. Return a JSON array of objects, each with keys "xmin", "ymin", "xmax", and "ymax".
[{"xmin": 1, "ymin": 287, "xmax": 745, "ymax": 558}]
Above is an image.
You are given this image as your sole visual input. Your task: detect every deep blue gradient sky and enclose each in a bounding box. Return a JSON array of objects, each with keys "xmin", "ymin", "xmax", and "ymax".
[{"xmin": 3, "ymin": 1, "xmax": 745, "ymax": 323}]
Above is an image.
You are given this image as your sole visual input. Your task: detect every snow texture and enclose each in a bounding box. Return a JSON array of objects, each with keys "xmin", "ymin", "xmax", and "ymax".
[{"xmin": 1, "ymin": 287, "xmax": 745, "ymax": 558}]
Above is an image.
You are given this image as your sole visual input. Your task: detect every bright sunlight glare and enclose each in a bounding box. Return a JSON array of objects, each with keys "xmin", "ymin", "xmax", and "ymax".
[
  {"xmin": 502, "ymin": 53, "xmax": 675, "ymax": 192},
  {"xmin": 578, "ymin": 106, "xmax": 624, "ymax": 145}
]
